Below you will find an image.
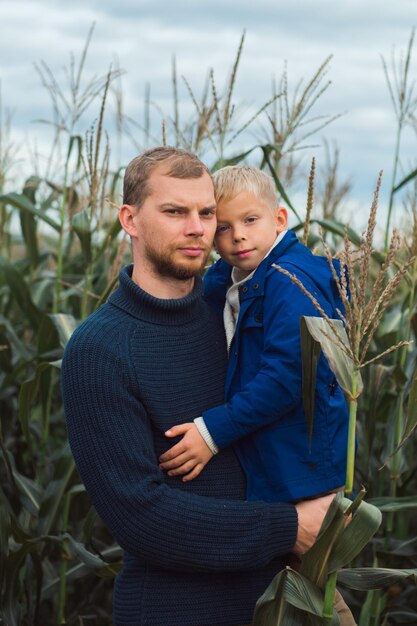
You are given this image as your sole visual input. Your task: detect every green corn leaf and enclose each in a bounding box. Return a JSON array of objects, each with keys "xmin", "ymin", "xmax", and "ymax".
[
  {"xmin": 401, "ymin": 364, "xmax": 417, "ymax": 445},
  {"xmin": 260, "ymin": 144, "xmax": 301, "ymax": 221},
  {"xmin": 212, "ymin": 147, "xmax": 257, "ymax": 171},
  {"xmin": 37, "ymin": 314, "xmax": 61, "ymax": 358},
  {"xmin": 337, "ymin": 567, "xmax": 417, "ymax": 591},
  {"xmin": 0, "ymin": 192, "xmax": 60, "ymax": 231},
  {"xmin": 299, "ymin": 493, "xmax": 349, "ymax": 587},
  {"xmin": 0, "ymin": 448, "xmax": 42, "ymax": 516},
  {"xmin": 300, "ymin": 316, "xmax": 325, "ymax": 441},
  {"xmin": 0, "ymin": 315, "xmax": 32, "ymax": 360},
  {"xmin": 96, "ymin": 215, "xmax": 122, "ymax": 259},
  {"xmin": 378, "ymin": 536, "xmax": 417, "ymax": 557},
  {"xmin": 10, "ymin": 469, "xmax": 42, "ymax": 517},
  {"xmin": 301, "ymin": 316, "xmax": 362, "ymax": 400},
  {"xmin": 95, "ymin": 274, "xmax": 118, "ymax": 310},
  {"xmin": 327, "ymin": 499, "xmax": 382, "ymax": 572},
  {"xmin": 252, "ymin": 566, "xmax": 339, "ymax": 626},
  {"xmin": 71, "ymin": 209, "xmax": 92, "ymax": 265},
  {"xmin": 48, "ymin": 313, "xmax": 78, "ymax": 347},
  {"xmin": 367, "ymin": 495, "xmax": 417, "ymax": 512},
  {"xmin": 2, "ymin": 542, "xmax": 38, "ymax": 626},
  {"xmin": 37, "ymin": 445, "xmax": 77, "ymax": 536},
  {"xmin": 64, "ymin": 533, "xmax": 111, "ymax": 569},
  {"xmin": 18, "ymin": 361, "xmax": 60, "ymax": 441},
  {"xmin": 18, "ymin": 176, "xmax": 42, "ymax": 267},
  {"xmin": 67, "ymin": 134, "xmax": 83, "ymax": 170},
  {"xmin": 393, "ymin": 166, "xmax": 417, "ymax": 193},
  {"xmin": 19, "ymin": 209, "xmax": 39, "ymax": 268},
  {"xmin": 0, "ymin": 257, "xmax": 44, "ymax": 331},
  {"xmin": 0, "ymin": 487, "xmax": 11, "ymax": 558},
  {"xmin": 293, "ymin": 219, "xmax": 385, "ymax": 264},
  {"xmin": 22, "ymin": 176, "xmax": 42, "ymax": 203},
  {"xmin": 41, "ymin": 545, "xmax": 123, "ymax": 597}
]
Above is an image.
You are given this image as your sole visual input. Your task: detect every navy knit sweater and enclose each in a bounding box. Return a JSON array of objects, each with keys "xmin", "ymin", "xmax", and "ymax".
[{"xmin": 61, "ymin": 265, "xmax": 297, "ymax": 626}]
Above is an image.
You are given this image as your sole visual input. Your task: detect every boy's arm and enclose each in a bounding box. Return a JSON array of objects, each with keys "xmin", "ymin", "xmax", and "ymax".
[
  {"xmin": 161, "ymin": 269, "xmax": 330, "ymax": 476},
  {"xmin": 202, "ymin": 269, "xmax": 326, "ymax": 448}
]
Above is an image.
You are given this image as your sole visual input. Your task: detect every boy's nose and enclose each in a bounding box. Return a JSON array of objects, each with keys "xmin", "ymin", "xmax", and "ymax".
[{"xmin": 233, "ymin": 229, "xmax": 246, "ymax": 242}]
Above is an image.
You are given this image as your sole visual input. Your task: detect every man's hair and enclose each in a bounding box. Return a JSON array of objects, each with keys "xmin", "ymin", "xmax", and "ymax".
[
  {"xmin": 123, "ymin": 146, "xmax": 212, "ymax": 208},
  {"xmin": 213, "ymin": 165, "xmax": 277, "ymax": 210}
]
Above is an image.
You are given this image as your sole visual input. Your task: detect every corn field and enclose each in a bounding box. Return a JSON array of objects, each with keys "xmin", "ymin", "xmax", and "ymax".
[{"xmin": 0, "ymin": 28, "xmax": 416, "ymax": 626}]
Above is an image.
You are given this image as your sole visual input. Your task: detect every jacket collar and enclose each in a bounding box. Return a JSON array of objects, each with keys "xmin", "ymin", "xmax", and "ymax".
[{"xmin": 209, "ymin": 230, "xmax": 299, "ymax": 297}]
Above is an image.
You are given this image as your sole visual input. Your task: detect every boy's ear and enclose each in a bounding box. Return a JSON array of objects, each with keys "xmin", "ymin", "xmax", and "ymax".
[
  {"xmin": 276, "ymin": 206, "xmax": 288, "ymax": 232},
  {"xmin": 119, "ymin": 204, "xmax": 138, "ymax": 237}
]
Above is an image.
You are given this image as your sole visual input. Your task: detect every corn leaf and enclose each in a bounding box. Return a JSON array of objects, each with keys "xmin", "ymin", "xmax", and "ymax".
[
  {"xmin": 252, "ymin": 566, "xmax": 339, "ymax": 626},
  {"xmin": 401, "ymin": 364, "xmax": 417, "ymax": 445},
  {"xmin": 212, "ymin": 147, "xmax": 256, "ymax": 171},
  {"xmin": 71, "ymin": 209, "xmax": 92, "ymax": 265},
  {"xmin": 0, "ymin": 192, "xmax": 60, "ymax": 231},
  {"xmin": 301, "ymin": 316, "xmax": 362, "ymax": 399},
  {"xmin": 337, "ymin": 567, "xmax": 417, "ymax": 590},
  {"xmin": 0, "ymin": 257, "xmax": 44, "ymax": 331},
  {"xmin": 367, "ymin": 495, "xmax": 417, "ymax": 512},
  {"xmin": 300, "ymin": 316, "xmax": 322, "ymax": 441},
  {"xmin": 18, "ymin": 361, "xmax": 60, "ymax": 441},
  {"xmin": 260, "ymin": 144, "xmax": 301, "ymax": 221},
  {"xmin": 327, "ymin": 499, "xmax": 382, "ymax": 572},
  {"xmin": 37, "ymin": 445, "xmax": 77, "ymax": 535},
  {"xmin": 393, "ymin": 166, "xmax": 417, "ymax": 193},
  {"xmin": 49, "ymin": 313, "xmax": 78, "ymax": 347},
  {"xmin": 41, "ymin": 545, "xmax": 123, "ymax": 597}
]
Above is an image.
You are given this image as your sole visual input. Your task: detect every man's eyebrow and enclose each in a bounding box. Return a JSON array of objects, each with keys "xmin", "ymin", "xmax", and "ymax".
[{"xmin": 159, "ymin": 203, "xmax": 217, "ymax": 211}]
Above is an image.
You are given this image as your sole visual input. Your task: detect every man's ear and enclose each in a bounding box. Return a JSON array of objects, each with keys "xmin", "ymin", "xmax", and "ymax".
[
  {"xmin": 119, "ymin": 204, "xmax": 138, "ymax": 237},
  {"xmin": 276, "ymin": 206, "xmax": 288, "ymax": 233}
]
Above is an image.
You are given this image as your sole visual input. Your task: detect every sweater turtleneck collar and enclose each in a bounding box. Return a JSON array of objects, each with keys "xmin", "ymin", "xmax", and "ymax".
[{"xmin": 108, "ymin": 264, "xmax": 203, "ymax": 326}]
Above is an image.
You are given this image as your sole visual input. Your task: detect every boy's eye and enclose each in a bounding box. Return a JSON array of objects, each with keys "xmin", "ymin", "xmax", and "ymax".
[
  {"xmin": 246, "ymin": 216, "xmax": 258, "ymax": 224},
  {"xmin": 216, "ymin": 224, "xmax": 230, "ymax": 234}
]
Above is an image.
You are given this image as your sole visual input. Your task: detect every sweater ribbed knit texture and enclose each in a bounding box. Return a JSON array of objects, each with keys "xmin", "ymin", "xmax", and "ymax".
[{"xmin": 61, "ymin": 265, "xmax": 297, "ymax": 626}]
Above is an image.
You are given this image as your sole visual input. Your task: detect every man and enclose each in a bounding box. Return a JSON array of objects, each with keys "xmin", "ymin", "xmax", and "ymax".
[{"xmin": 62, "ymin": 147, "xmax": 335, "ymax": 626}]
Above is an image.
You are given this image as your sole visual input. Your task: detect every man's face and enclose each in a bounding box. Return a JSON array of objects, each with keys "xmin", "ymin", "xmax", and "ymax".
[
  {"xmin": 131, "ymin": 166, "xmax": 217, "ymax": 281},
  {"xmin": 214, "ymin": 190, "xmax": 287, "ymax": 272}
]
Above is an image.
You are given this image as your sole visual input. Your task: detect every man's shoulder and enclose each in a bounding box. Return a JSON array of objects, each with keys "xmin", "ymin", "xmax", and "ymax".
[{"xmin": 64, "ymin": 301, "xmax": 133, "ymax": 361}]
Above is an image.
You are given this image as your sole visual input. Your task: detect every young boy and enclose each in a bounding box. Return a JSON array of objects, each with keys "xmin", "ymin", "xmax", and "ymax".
[{"xmin": 159, "ymin": 165, "xmax": 348, "ymax": 504}]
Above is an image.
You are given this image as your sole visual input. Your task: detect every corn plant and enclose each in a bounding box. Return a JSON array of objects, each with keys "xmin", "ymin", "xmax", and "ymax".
[{"xmin": 1, "ymin": 24, "xmax": 417, "ymax": 626}]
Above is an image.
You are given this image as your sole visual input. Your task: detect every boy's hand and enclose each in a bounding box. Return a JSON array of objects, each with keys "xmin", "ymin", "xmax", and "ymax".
[{"xmin": 159, "ymin": 423, "xmax": 214, "ymax": 481}]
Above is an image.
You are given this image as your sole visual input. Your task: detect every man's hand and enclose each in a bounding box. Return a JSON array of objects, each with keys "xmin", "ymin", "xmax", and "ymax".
[
  {"xmin": 159, "ymin": 423, "xmax": 214, "ymax": 481},
  {"xmin": 293, "ymin": 493, "xmax": 336, "ymax": 555}
]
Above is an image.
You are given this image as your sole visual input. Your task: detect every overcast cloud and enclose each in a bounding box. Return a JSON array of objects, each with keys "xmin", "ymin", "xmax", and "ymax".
[{"xmin": 1, "ymin": 0, "xmax": 416, "ymax": 229}]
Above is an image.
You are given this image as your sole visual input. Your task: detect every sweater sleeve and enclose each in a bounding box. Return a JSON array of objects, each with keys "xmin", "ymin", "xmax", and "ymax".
[
  {"xmin": 61, "ymin": 323, "xmax": 297, "ymax": 574},
  {"xmin": 202, "ymin": 269, "xmax": 327, "ymax": 449}
]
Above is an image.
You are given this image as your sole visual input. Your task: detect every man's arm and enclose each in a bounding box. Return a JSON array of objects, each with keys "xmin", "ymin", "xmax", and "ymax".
[{"xmin": 62, "ymin": 326, "xmax": 301, "ymax": 574}]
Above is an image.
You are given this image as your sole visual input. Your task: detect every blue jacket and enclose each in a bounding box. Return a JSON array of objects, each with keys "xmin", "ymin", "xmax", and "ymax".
[{"xmin": 203, "ymin": 230, "xmax": 349, "ymax": 502}]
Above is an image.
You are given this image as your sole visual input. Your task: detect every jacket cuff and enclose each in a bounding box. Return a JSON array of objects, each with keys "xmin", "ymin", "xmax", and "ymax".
[
  {"xmin": 194, "ymin": 417, "xmax": 219, "ymax": 455},
  {"xmin": 202, "ymin": 405, "xmax": 243, "ymax": 449}
]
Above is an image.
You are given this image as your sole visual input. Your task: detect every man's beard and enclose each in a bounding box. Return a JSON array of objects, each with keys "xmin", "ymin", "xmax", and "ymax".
[{"xmin": 144, "ymin": 241, "xmax": 209, "ymax": 280}]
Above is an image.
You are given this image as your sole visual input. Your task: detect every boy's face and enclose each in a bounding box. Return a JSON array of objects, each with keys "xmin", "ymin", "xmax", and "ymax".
[{"xmin": 214, "ymin": 191, "xmax": 288, "ymax": 272}]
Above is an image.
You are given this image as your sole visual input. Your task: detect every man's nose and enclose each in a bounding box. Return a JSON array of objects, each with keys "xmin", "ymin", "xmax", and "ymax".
[{"xmin": 185, "ymin": 213, "xmax": 204, "ymax": 236}]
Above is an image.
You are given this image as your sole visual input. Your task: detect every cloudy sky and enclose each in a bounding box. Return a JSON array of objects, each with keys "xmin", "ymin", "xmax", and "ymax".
[{"xmin": 1, "ymin": 0, "xmax": 416, "ymax": 230}]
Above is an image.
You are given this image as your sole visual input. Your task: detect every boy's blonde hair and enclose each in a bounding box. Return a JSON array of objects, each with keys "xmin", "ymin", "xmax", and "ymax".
[{"xmin": 213, "ymin": 166, "xmax": 277, "ymax": 210}]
